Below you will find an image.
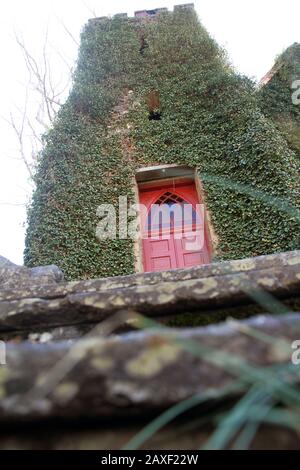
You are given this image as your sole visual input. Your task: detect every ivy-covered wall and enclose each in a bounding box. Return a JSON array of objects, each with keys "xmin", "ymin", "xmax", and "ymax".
[
  {"xmin": 24, "ymin": 10, "xmax": 300, "ymax": 280},
  {"xmin": 258, "ymin": 43, "xmax": 300, "ymax": 157}
]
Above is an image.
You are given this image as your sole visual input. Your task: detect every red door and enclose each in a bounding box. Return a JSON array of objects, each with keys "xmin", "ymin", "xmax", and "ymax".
[{"xmin": 139, "ymin": 181, "xmax": 211, "ymax": 272}]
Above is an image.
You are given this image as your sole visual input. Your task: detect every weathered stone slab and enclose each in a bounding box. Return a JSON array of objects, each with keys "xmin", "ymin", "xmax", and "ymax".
[
  {"xmin": 0, "ymin": 262, "xmax": 298, "ymax": 334},
  {"xmin": 0, "ymin": 255, "xmax": 63, "ymax": 290},
  {"xmin": 1, "ymin": 250, "xmax": 298, "ymax": 303},
  {"xmin": 0, "ymin": 251, "xmax": 298, "ymax": 339},
  {"xmin": 0, "ymin": 313, "xmax": 299, "ymax": 423}
]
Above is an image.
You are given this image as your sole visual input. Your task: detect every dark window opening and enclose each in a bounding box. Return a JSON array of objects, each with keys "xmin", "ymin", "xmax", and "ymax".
[
  {"xmin": 139, "ymin": 35, "xmax": 149, "ymax": 55},
  {"xmin": 147, "ymin": 9, "xmax": 157, "ymax": 15},
  {"xmin": 148, "ymin": 111, "xmax": 161, "ymax": 121}
]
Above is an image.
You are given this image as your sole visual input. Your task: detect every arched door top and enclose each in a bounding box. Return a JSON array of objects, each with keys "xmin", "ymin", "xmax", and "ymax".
[{"xmin": 146, "ymin": 191, "xmax": 199, "ymax": 235}]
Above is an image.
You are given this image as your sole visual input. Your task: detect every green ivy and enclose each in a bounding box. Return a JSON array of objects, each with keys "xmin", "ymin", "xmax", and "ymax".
[
  {"xmin": 258, "ymin": 43, "xmax": 300, "ymax": 156},
  {"xmin": 24, "ymin": 11, "xmax": 300, "ymax": 280}
]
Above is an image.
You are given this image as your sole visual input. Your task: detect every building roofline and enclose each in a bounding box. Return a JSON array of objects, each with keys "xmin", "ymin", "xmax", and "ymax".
[{"xmin": 88, "ymin": 4, "xmax": 195, "ymax": 25}]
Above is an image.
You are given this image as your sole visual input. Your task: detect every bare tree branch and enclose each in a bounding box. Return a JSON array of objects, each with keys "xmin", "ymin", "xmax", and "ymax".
[
  {"xmin": 1, "ymin": 87, "xmax": 34, "ymax": 181},
  {"xmin": 15, "ymin": 30, "xmax": 63, "ymax": 126},
  {"xmin": 0, "ymin": 202, "xmax": 26, "ymax": 206},
  {"xmin": 54, "ymin": 14, "xmax": 79, "ymax": 46},
  {"xmin": 81, "ymin": 0, "xmax": 98, "ymax": 19},
  {"xmin": 4, "ymin": 25, "xmax": 72, "ymax": 183}
]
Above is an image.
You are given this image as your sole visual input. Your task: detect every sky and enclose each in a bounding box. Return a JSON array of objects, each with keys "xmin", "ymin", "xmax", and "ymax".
[{"xmin": 0, "ymin": 0, "xmax": 299, "ymax": 265}]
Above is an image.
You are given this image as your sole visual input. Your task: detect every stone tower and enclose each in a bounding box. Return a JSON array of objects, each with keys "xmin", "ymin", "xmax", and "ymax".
[{"xmin": 24, "ymin": 4, "xmax": 299, "ymax": 280}]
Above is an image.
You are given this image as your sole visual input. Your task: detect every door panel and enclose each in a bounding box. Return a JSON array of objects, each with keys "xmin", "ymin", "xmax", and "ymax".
[
  {"xmin": 143, "ymin": 236, "xmax": 177, "ymax": 272},
  {"xmin": 139, "ymin": 180, "xmax": 211, "ymax": 272},
  {"xmin": 174, "ymin": 233, "xmax": 210, "ymax": 269}
]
